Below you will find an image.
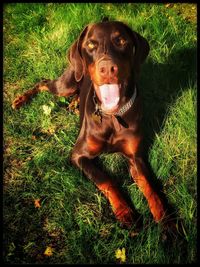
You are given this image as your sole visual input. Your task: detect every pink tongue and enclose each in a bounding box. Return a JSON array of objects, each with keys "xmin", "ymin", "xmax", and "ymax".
[{"xmin": 99, "ymin": 84, "xmax": 120, "ymax": 110}]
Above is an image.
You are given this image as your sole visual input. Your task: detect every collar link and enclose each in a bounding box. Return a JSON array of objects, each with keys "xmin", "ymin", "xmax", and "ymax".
[{"xmin": 114, "ymin": 86, "xmax": 137, "ymax": 116}]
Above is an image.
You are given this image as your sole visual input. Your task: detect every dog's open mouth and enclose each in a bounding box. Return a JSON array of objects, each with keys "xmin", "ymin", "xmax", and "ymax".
[{"xmin": 98, "ymin": 84, "xmax": 120, "ymax": 113}]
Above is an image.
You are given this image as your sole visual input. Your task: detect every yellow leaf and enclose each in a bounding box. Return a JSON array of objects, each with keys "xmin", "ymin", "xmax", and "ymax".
[
  {"xmin": 34, "ymin": 199, "xmax": 41, "ymax": 208},
  {"xmin": 165, "ymin": 3, "xmax": 172, "ymax": 8},
  {"xmin": 31, "ymin": 135, "xmax": 36, "ymax": 140},
  {"xmin": 115, "ymin": 247, "xmax": 126, "ymax": 263},
  {"xmin": 44, "ymin": 246, "xmax": 53, "ymax": 257},
  {"xmin": 42, "ymin": 105, "xmax": 52, "ymax": 115}
]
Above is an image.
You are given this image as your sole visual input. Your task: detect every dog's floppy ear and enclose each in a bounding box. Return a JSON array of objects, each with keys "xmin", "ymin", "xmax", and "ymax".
[
  {"xmin": 132, "ymin": 31, "xmax": 150, "ymax": 79},
  {"xmin": 132, "ymin": 31, "xmax": 150, "ymax": 65},
  {"xmin": 102, "ymin": 16, "xmax": 109, "ymax": 22},
  {"xmin": 68, "ymin": 26, "xmax": 89, "ymax": 82},
  {"xmin": 120, "ymin": 22, "xmax": 150, "ymax": 79}
]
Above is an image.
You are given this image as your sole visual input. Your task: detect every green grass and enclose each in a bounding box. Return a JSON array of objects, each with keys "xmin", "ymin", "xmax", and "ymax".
[{"xmin": 3, "ymin": 3, "xmax": 197, "ymax": 264}]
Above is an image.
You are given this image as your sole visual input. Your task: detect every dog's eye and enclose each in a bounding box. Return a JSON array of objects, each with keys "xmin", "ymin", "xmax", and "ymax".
[
  {"xmin": 115, "ymin": 36, "xmax": 127, "ymax": 47},
  {"xmin": 87, "ymin": 41, "xmax": 96, "ymax": 50}
]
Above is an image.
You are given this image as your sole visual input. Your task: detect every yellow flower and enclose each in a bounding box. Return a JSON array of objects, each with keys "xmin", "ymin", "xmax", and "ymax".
[
  {"xmin": 115, "ymin": 247, "xmax": 126, "ymax": 263},
  {"xmin": 44, "ymin": 246, "xmax": 53, "ymax": 257}
]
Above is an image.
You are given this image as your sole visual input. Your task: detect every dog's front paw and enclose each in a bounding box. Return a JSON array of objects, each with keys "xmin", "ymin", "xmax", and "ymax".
[
  {"xmin": 12, "ymin": 95, "xmax": 27, "ymax": 109},
  {"xmin": 115, "ymin": 207, "xmax": 134, "ymax": 229}
]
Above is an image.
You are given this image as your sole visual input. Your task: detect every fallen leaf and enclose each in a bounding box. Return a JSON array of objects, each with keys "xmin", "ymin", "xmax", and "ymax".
[
  {"xmin": 34, "ymin": 199, "xmax": 41, "ymax": 208},
  {"xmin": 44, "ymin": 246, "xmax": 53, "ymax": 257},
  {"xmin": 42, "ymin": 105, "xmax": 52, "ymax": 115},
  {"xmin": 129, "ymin": 231, "xmax": 139, "ymax": 238},
  {"xmin": 165, "ymin": 3, "xmax": 172, "ymax": 8},
  {"xmin": 31, "ymin": 135, "xmax": 36, "ymax": 140}
]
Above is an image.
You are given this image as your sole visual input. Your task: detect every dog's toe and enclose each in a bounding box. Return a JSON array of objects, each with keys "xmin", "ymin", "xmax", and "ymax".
[
  {"xmin": 12, "ymin": 95, "xmax": 26, "ymax": 109},
  {"xmin": 115, "ymin": 207, "xmax": 134, "ymax": 229}
]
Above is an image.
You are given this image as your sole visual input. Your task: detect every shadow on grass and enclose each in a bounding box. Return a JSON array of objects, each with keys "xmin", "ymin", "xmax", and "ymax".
[
  {"xmin": 3, "ymin": 190, "xmax": 46, "ymax": 264},
  {"xmin": 3, "ymin": 188, "xmax": 70, "ymax": 264},
  {"xmin": 141, "ymin": 46, "xmax": 197, "ymax": 151},
  {"xmin": 138, "ymin": 45, "xmax": 197, "ymax": 229}
]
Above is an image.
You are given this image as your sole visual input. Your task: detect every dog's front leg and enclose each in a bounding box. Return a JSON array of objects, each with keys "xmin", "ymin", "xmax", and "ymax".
[
  {"xmin": 120, "ymin": 136, "xmax": 166, "ymax": 223},
  {"xmin": 12, "ymin": 67, "xmax": 78, "ymax": 109},
  {"xmin": 71, "ymin": 138, "xmax": 134, "ymax": 228},
  {"xmin": 128, "ymin": 156, "xmax": 166, "ymax": 222}
]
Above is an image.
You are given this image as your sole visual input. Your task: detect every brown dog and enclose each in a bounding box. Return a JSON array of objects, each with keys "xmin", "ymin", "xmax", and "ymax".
[{"xmin": 12, "ymin": 19, "xmax": 167, "ymax": 228}]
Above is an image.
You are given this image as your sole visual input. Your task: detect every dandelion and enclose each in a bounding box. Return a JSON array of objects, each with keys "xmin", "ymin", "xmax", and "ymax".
[{"xmin": 115, "ymin": 247, "xmax": 126, "ymax": 263}]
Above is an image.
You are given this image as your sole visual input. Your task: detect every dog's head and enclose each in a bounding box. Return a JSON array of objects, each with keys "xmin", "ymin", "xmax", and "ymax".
[{"xmin": 68, "ymin": 20, "xmax": 149, "ymax": 113}]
